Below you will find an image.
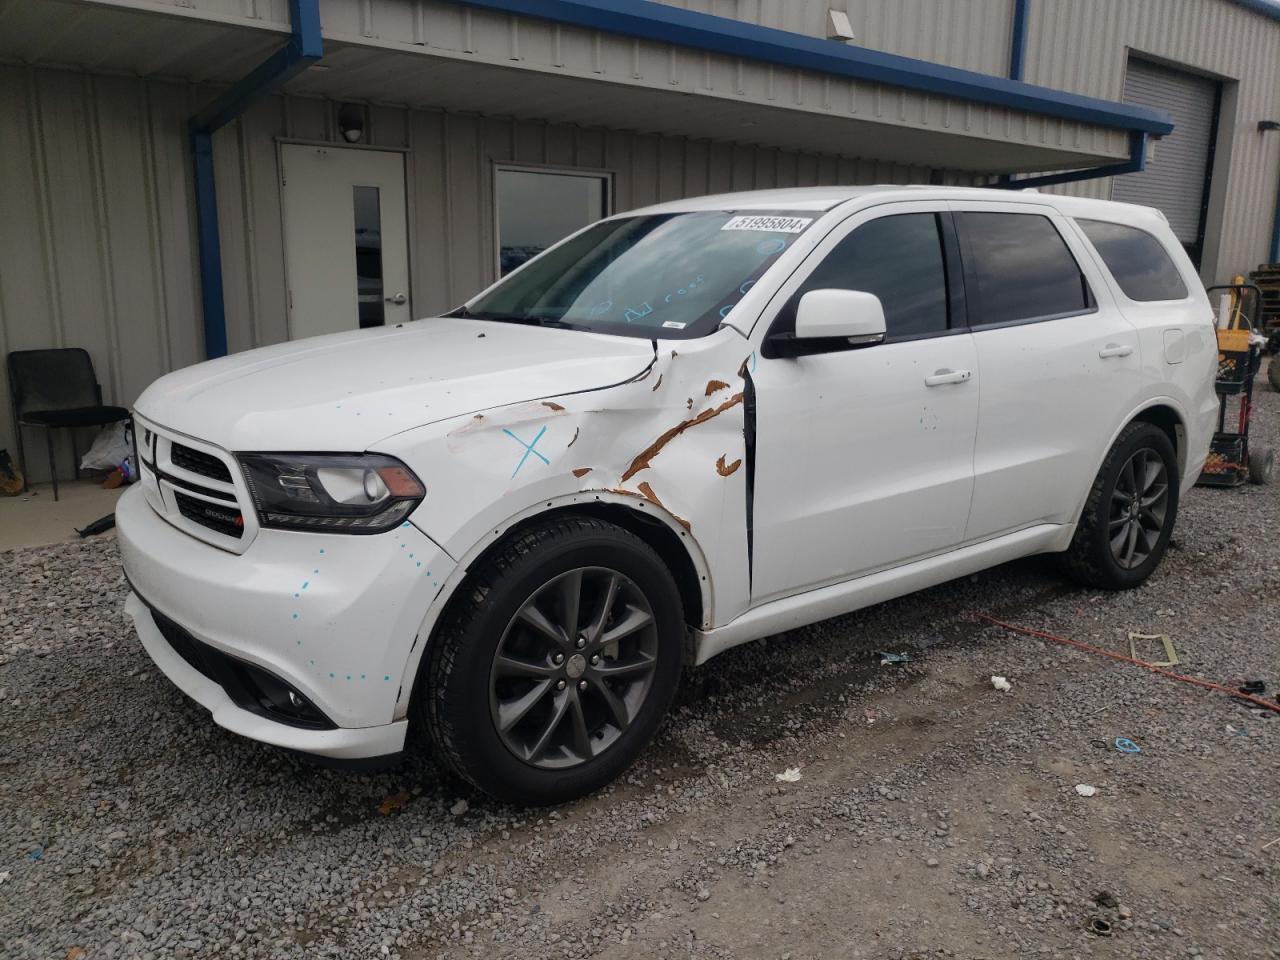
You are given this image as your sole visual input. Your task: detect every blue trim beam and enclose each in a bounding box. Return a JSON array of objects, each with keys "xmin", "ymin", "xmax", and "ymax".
[
  {"xmin": 190, "ymin": 0, "xmax": 322, "ymax": 359},
  {"xmin": 448, "ymin": 0, "xmax": 1173, "ymax": 136},
  {"xmin": 1229, "ymin": 0, "xmax": 1280, "ymax": 24},
  {"xmin": 994, "ymin": 131, "xmax": 1148, "ymax": 191}
]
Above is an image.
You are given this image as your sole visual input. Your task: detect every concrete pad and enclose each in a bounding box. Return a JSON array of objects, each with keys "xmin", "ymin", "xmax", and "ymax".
[{"xmin": 0, "ymin": 480, "xmax": 125, "ymax": 552}]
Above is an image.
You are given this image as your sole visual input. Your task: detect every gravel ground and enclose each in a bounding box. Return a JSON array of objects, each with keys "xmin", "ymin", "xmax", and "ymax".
[{"xmin": 2, "ymin": 382, "xmax": 1278, "ymax": 960}]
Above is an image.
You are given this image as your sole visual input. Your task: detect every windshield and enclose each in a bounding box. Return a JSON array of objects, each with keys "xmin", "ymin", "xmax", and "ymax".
[{"xmin": 461, "ymin": 211, "xmax": 818, "ymax": 338}]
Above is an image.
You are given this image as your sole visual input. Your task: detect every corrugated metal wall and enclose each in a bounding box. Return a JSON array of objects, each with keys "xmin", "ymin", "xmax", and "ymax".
[
  {"xmin": 654, "ymin": 0, "xmax": 1016, "ymax": 75},
  {"xmin": 660, "ymin": 0, "xmax": 1280, "ymax": 282},
  {"xmin": 1018, "ymin": 0, "xmax": 1280, "ymax": 283},
  {"xmin": 0, "ymin": 62, "xmax": 943, "ymax": 473},
  {"xmin": 0, "ymin": 65, "xmax": 203, "ymax": 481}
]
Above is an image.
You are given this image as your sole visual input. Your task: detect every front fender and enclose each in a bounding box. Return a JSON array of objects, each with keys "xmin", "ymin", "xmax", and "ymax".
[{"xmin": 376, "ymin": 328, "xmax": 756, "ymax": 720}]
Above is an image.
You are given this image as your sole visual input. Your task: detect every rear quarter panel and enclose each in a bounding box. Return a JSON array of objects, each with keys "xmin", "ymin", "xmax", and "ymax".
[{"xmin": 1061, "ymin": 211, "xmax": 1218, "ymax": 490}]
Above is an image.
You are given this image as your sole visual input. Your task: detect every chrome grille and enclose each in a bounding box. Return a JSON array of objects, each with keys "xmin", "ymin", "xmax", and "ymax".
[
  {"xmin": 174, "ymin": 491, "xmax": 245, "ymax": 539},
  {"xmin": 171, "ymin": 442, "xmax": 233, "ymax": 483},
  {"xmin": 133, "ymin": 415, "xmax": 258, "ymax": 553}
]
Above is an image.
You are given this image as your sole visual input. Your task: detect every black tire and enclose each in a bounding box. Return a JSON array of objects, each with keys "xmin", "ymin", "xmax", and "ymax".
[
  {"xmin": 1060, "ymin": 422, "xmax": 1180, "ymax": 590},
  {"xmin": 1268, "ymin": 357, "xmax": 1280, "ymax": 393},
  {"xmin": 1249, "ymin": 446, "xmax": 1275, "ymax": 485},
  {"xmin": 415, "ymin": 514, "xmax": 684, "ymax": 805}
]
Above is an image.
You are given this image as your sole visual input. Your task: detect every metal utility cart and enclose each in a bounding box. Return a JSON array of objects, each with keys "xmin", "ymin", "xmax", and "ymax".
[
  {"xmin": 1197, "ymin": 283, "xmax": 1274, "ymax": 487},
  {"xmin": 1246, "ymin": 263, "xmax": 1280, "ymax": 390}
]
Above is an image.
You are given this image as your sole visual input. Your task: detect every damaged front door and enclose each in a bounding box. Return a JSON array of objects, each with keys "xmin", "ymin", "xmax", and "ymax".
[{"xmin": 749, "ymin": 205, "xmax": 979, "ymax": 603}]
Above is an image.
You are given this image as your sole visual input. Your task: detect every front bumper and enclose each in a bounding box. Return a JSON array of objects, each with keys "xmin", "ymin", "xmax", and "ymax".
[{"xmin": 117, "ymin": 484, "xmax": 454, "ymax": 759}]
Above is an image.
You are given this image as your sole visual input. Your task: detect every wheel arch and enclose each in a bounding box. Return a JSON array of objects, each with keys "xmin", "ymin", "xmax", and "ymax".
[
  {"xmin": 391, "ymin": 491, "xmax": 713, "ymax": 721},
  {"xmin": 1128, "ymin": 400, "xmax": 1188, "ymax": 480},
  {"xmin": 1067, "ymin": 397, "xmax": 1189, "ymax": 529}
]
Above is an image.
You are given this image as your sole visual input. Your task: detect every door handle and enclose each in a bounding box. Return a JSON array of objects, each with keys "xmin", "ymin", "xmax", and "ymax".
[
  {"xmin": 1098, "ymin": 343, "xmax": 1134, "ymax": 359},
  {"xmin": 385, "ymin": 292, "xmax": 407, "ymax": 305},
  {"xmin": 924, "ymin": 368, "xmax": 972, "ymax": 387}
]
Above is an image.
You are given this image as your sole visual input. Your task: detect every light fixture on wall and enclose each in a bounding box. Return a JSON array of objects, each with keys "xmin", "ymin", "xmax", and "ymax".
[
  {"xmin": 1260, "ymin": 120, "xmax": 1280, "ymax": 133},
  {"xmin": 337, "ymin": 103, "xmax": 365, "ymax": 143},
  {"xmin": 826, "ymin": 9, "xmax": 856, "ymax": 43}
]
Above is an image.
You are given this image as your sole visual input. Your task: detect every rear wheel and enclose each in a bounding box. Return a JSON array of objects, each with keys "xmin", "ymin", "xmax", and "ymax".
[
  {"xmin": 1061, "ymin": 422, "xmax": 1179, "ymax": 590},
  {"xmin": 1249, "ymin": 446, "xmax": 1275, "ymax": 485},
  {"xmin": 416, "ymin": 515, "xmax": 684, "ymax": 805}
]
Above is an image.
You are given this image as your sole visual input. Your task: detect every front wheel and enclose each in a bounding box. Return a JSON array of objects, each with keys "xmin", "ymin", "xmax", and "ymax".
[
  {"xmin": 415, "ymin": 515, "xmax": 685, "ymax": 805},
  {"xmin": 1061, "ymin": 422, "xmax": 1179, "ymax": 590}
]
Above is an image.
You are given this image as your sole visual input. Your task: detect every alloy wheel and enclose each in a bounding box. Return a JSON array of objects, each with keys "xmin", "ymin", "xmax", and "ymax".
[
  {"xmin": 1108, "ymin": 447, "xmax": 1169, "ymax": 569},
  {"xmin": 489, "ymin": 567, "xmax": 660, "ymax": 770}
]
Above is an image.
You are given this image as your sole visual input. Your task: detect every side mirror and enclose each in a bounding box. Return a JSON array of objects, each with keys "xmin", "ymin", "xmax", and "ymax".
[{"xmin": 767, "ymin": 289, "xmax": 887, "ymax": 358}]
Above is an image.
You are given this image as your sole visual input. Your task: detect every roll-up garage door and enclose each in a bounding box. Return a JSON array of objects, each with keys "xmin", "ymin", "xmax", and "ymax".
[{"xmin": 1112, "ymin": 58, "xmax": 1219, "ymax": 265}]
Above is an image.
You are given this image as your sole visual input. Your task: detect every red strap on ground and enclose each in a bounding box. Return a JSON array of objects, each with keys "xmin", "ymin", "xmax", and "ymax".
[{"xmin": 974, "ymin": 612, "xmax": 1280, "ymax": 715}]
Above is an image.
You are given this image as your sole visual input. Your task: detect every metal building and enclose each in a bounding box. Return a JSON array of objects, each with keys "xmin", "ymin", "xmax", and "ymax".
[{"xmin": 2, "ymin": 0, "xmax": 1279, "ymax": 481}]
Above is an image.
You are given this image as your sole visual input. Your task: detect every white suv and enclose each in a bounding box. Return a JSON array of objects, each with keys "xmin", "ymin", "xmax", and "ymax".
[{"xmin": 119, "ymin": 186, "xmax": 1218, "ymax": 803}]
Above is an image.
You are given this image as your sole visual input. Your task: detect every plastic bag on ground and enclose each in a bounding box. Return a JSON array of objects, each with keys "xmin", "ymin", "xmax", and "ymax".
[{"xmin": 80, "ymin": 422, "xmax": 131, "ymax": 471}]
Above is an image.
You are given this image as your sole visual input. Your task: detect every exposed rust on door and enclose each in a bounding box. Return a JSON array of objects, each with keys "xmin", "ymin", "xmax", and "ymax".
[
  {"xmin": 715, "ymin": 455, "xmax": 742, "ymax": 477},
  {"xmin": 621, "ymin": 392, "xmax": 744, "ymax": 483}
]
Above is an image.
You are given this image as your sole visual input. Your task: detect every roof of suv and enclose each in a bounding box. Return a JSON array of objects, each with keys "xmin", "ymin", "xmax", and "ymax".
[{"xmin": 626, "ymin": 185, "xmax": 1168, "ymax": 229}]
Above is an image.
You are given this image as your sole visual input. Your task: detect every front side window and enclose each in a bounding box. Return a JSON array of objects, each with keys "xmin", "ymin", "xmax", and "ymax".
[
  {"xmin": 496, "ymin": 168, "xmax": 609, "ymax": 276},
  {"xmin": 775, "ymin": 213, "xmax": 950, "ymax": 340},
  {"xmin": 957, "ymin": 212, "xmax": 1093, "ymax": 327},
  {"xmin": 465, "ymin": 211, "xmax": 817, "ymax": 339},
  {"xmin": 1076, "ymin": 219, "xmax": 1189, "ymax": 302}
]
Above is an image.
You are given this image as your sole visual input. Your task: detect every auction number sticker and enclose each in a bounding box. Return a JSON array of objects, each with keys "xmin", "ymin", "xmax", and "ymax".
[{"xmin": 721, "ymin": 215, "xmax": 813, "ymax": 234}]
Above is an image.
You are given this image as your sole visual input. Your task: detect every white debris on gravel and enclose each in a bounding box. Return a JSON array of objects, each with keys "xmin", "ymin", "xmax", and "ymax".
[
  {"xmin": 774, "ymin": 768, "xmax": 802, "ymax": 783},
  {"xmin": 991, "ymin": 675, "xmax": 1013, "ymax": 692},
  {"xmin": 1, "ymin": 383, "xmax": 1278, "ymax": 959},
  {"xmin": 1074, "ymin": 783, "xmax": 1099, "ymax": 798}
]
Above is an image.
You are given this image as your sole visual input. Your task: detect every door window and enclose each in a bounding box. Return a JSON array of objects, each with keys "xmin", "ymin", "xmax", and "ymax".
[
  {"xmin": 353, "ymin": 185, "xmax": 385, "ymax": 328},
  {"xmin": 496, "ymin": 167, "xmax": 609, "ymax": 276},
  {"xmin": 1076, "ymin": 219, "xmax": 1189, "ymax": 302},
  {"xmin": 957, "ymin": 213, "xmax": 1093, "ymax": 327},
  {"xmin": 777, "ymin": 213, "xmax": 950, "ymax": 340}
]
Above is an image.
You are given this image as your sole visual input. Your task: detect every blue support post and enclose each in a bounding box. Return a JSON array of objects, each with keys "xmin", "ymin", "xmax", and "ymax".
[
  {"xmin": 191, "ymin": 131, "xmax": 227, "ymax": 360},
  {"xmin": 998, "ymin": 0, "xmax": 1031, "ymax": 183},
  {"xmin": 1008, "ymin": 0, "xmax": 1029, "ymax": 81},
  {"xmin": 190, "ymin": 0, "xmax": 322, "ymax": 359},
  {"xmin": 1271, "ymin": 169, "xmax": 1280, "ymax": 264}
]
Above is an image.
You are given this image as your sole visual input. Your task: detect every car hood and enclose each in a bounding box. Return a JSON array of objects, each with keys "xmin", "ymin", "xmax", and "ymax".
[{"xmin": 134, "ymin": 317, "xmax": 656, "ymax": 451}]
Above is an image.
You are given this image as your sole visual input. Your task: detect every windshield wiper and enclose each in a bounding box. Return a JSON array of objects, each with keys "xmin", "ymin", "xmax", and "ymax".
[{"xmin": 462, "ymin": 312, "xmax": 581, "ymax": 330}]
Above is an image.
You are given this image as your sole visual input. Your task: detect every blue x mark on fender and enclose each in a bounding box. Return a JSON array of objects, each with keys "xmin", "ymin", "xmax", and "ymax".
[{"xmin": 503, "ymin": 426, "xmax": 550, "ymax": 478}]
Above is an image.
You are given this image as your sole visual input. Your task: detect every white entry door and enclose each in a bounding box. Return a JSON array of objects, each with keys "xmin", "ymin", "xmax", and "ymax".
[{"xmin": 280, "ymin": 144, "xmax": 411, "ymax": 339}]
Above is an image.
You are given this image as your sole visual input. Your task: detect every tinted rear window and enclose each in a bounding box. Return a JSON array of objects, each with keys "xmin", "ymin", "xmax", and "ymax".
[
  {"xmin": 1076, "ymin": 219, "xmax": 1189, "ymax": 302},
  {"xmin": 957, "ymin": 213, "xmax": 1092, "ymax": 327}
]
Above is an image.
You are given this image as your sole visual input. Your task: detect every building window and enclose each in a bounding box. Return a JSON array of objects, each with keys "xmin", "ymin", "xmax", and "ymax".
[
  {"xmin": 353, "ymin": 185, "xmax": 385, "ymax": 328},
  {"xmin": 495, "ymin": 166, "xmax": 610, "ymax": 276}
]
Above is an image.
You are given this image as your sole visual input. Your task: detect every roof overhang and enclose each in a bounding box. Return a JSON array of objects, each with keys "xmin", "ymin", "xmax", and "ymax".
[
  {"xmin": 450, "ymin": 0, "xmax": 1173, "ymax": 136},
  {"xmin": 0, "ymin": 0, "xmax": 1175, "ymax": 176}
]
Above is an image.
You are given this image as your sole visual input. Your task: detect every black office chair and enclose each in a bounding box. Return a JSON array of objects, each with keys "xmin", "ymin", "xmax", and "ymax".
[{"xmin": 7, "ymin": 348, "xmax": 130, "ymax": 501}]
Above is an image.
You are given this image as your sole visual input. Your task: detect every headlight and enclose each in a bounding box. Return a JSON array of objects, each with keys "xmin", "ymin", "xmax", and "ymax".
[{"xmin": 237, "ymin": 453, "xmax": 425, "ymax": 534}]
